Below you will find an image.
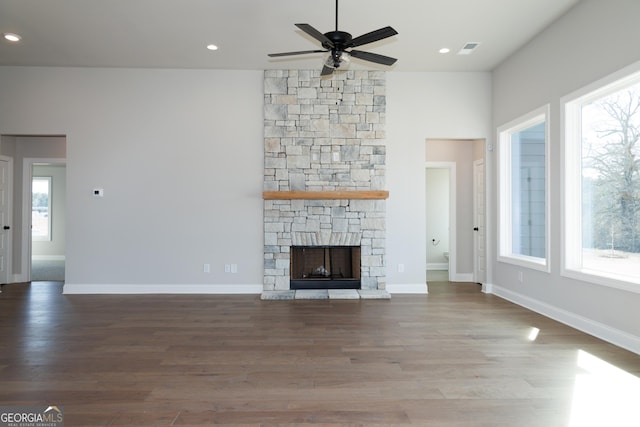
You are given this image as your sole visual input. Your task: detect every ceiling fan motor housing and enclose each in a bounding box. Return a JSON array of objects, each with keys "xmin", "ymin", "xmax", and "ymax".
[{"xmin": 322, "ymin": 31, "xmax": 352, "ymax": 50}]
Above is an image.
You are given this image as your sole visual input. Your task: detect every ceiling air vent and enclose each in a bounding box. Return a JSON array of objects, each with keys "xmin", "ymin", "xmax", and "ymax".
[{"xmin": 457, "ymin": 42, "xmax": 480, "ymax": 55}]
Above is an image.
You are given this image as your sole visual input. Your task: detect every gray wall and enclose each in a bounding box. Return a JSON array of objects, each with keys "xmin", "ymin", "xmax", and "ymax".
[
  {"xmin": 386, "ymin": 72, "xmax": 492, "ymax": 290},
  {"xmin": 491, "ymin": 0, "xmax": 640, "ymax": 349},
  {"xmin": 0, "ymin": 67, "xmax": 492, "ymax": 294},
  {"xmin": 0, "ymin": 68, "xmax": 265, "ymax": 290}
]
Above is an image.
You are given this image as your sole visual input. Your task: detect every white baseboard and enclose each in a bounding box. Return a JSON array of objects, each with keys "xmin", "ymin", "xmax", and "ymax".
[
  {"xmin": 488, "ymin": 283, "xmax": 640, "ymax": 356},
  {"xmin": 32, "ymin": 255, "xmax": 66, "ymax": 261},
  {"xmin": 387, "ymin": 283, "xmax": 429, "ymax": 294},
  {"xmin": 452, "ymin": 273, "xmax": 474, "ymax": 282},
  {"xmin": 64, "ymin": 283, "xmax": 431, "ymax": 296},
  {"xmin": 63, "ymin": 283, "xmax": 263, "ymax": 295},
  {"xmin": 12, "ymin": 273, "xmax": 26, "ymax": 283},
  {"xmin": 427, "ymin": 263, "xmax": 448, "ymax": 270}
]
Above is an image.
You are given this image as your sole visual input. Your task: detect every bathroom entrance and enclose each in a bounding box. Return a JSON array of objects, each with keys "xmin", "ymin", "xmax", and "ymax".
[{"xmin": 425, "ymin": 163, "xmax": 453, "ymax": 281}]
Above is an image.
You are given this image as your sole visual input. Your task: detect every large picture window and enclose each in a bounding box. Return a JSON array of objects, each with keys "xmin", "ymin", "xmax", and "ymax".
[
  {"xmin": 563, "ymin": 63, "xmax": 640, "ymax": 291},
  {"xmin": 498, "ymin": 105, "xmax": 550, "ymax": 270}
]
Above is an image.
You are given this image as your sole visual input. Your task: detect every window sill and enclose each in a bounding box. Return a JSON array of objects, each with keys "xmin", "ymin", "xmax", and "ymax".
[
  {"xmin": 498, "ymin": 254, "xmax": 549, "ymax": 272},
  {"xmin": 562, "ymin": 268, "xmax": 640, "ymax": 294}
]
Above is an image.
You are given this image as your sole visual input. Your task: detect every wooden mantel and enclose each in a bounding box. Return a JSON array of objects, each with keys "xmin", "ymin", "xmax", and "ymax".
[{"xmin": 262, "ymin": 190, "xmax": 389, "ymax": 200}]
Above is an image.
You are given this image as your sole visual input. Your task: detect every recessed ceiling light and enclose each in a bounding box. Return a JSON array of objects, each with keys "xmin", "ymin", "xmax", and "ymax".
[
  {"xmin": 206, "ymin": 44, "xmax": 218, "ymax": 51},
  {"xmin": 439, "ymin": 48, "xmax": 450, "ymax": 54},
  {"xmin": 3, "ymin": 33, "xmax": 22, "ymax": 42}
]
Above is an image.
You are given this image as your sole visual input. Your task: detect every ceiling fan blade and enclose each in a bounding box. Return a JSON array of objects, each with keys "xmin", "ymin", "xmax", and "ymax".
[
  {"xmin": 349, "ymin": 50, "xmax": 398, "ymax": 66},
  {"xmin": 268, "ymin": 50, "xmax": 327, "ymax": 57},
  {"xmin": 295, "ymin": 23, "xmax": 334, "ymax": 47},
  {"xmin": 321, "ymin": 65, "xmax": 334, "ymax": 76},
  {"xmin": 349, "ymin": 26, "xmax": 398, "ymax": 48}
]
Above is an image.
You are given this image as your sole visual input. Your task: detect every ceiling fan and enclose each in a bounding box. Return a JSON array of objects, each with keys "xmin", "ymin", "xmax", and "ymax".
[{"xmin": 268, "ymin": 0, "xmax": 398, "ymax": 76}]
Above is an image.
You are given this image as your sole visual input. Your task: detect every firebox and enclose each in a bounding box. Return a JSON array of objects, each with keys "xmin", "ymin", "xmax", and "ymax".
[{"xmin": 290, "ymin": 246, "xmax": 361, "ymax": 290}]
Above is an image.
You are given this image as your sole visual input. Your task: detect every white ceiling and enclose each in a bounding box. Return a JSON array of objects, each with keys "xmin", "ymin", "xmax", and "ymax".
[{"xmin": 0, "ymin": 0, "xmax": 580, "ymax": 72}]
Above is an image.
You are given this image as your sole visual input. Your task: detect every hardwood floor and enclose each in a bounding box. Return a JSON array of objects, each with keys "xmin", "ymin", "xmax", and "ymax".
[{"xmin": 1, "ymin": 281, "xmax": 639, "ymax": 426}]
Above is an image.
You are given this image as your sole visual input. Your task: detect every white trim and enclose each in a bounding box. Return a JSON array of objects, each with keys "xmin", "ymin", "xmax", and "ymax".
[
  {"xmin": 427, "ymin": 262, "xmax": 448, "ymax": 270},
  {"xmin": 387, "ymin": 283, "xmax": 428, "ymax": 294},
  {"xmin": 0, "ymin": 155, "xmax": 13, "ymax": 286},
  {"xmin": 425, "ymin": 162, "xmax": 456, "ymax": 282},
  {"xmin": 562, "ymin": 268, "xmax": 640, "ymax": 294},
  {"xmin": 481, "ymin": 282, "xmax": 493, "ymax": 294},
  {"xmin": 497, "ymin": 105, "xmax": 551, "ymax": 272},
  {"xmin": 452, "ymin": 273, "xmax": 474, "ymax": 282},
  {"xmin": 488, "ymin": 284, "xmax": 640, "ymax": 356},
  {"xmin": 32, "ymin": 255, "xmax": 65, "ymax": 261},
  {"xmin": 473, "ymin": 158, "xmax": 486, "ymax": 284},
  {"xmin": 63, "ymin": 283, "xmax": 264, "ymax": 294}
]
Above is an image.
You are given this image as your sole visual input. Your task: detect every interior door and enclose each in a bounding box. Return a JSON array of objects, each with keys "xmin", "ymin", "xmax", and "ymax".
[
  {"xmin": 0, "ymin": 158, "xmax": 11, "ymax": 284},
  {"xmin": 473, "ymin": 159, "xmax": 486, "ymax": 283}
]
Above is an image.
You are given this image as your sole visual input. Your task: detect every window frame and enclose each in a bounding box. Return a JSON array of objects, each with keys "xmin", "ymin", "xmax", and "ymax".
[
  {"xmin": 497, "ymin": 104, "xmax": 551, "ymax": 272},
  {"xmin": 32, "ymin": 176, "xmax": 52, "ymax": 242},
  {"xmin": 561, "ymin": 61, "xmax": 640, "ymax": 293}
]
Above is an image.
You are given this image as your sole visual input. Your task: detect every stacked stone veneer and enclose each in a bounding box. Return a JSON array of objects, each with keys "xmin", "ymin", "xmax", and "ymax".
[{"xmin": 263, "ymin": 69, "xmax": 387, "ymax": 293}]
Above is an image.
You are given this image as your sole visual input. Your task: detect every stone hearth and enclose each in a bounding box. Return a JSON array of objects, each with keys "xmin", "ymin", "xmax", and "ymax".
[{"xmin": 262, "ymin": 69, "xmax": 389, "ymax": 300}]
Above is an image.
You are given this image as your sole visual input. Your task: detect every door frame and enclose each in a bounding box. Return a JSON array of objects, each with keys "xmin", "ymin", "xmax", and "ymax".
[
  {"xmin": 425, "ymin": 161, "xmax": 457, "ymax": 281},
  {"xmin": 0, "ymin": 156, "xmax": 13, "ymax": 286},
  {"xmin": 473, "ymin": 158, "xmax": 486, "ymax": 284},
  {"xmin": 21, "ymin": 157, "xmax": 66, "ymax": 283}
]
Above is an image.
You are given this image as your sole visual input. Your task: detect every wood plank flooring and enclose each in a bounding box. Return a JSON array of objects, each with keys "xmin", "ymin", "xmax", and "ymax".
[{"xmin": 1, "ymin": 281, "xmax": 639, "ymax": 426}]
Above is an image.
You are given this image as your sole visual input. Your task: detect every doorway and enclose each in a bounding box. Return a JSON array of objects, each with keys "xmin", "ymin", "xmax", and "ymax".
[
  {"xmin": 0, "ymin": 135, "xmax": 66, "ymax": 285},
  {"xmin": 425, "ymin": 162, "xmax": 456, "ymax": 282},
  {"xmin": 425, "ymin": 138, "xmax": 486, "ymax": 284},
  {"xmin": 28, "ymin": 161, "xmax": 66, "ymax": 282}
]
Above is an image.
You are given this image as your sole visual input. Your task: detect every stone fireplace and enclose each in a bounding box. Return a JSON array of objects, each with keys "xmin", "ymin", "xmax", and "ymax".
[{"xmin": 262, "ymin": 69, "xmax": 389, "ymax": 299}]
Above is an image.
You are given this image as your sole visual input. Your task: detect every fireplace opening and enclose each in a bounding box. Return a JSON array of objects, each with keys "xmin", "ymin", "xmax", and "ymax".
[{"xmin": 290, "ymin": 246, "xmax": 361, "ymax": 290}]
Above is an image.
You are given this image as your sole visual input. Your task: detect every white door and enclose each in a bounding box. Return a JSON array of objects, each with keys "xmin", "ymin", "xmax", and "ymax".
[
  {"xmin": 0, "ymin": 158, "xmax": 12, "ymax": 284},
  {"xmin": 473, "ymin": 159, "xmax": 486, "ymax": 284}
]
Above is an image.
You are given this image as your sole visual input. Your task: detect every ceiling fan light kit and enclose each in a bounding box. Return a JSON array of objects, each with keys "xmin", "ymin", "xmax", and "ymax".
[{"xmin": 268, "ymin": 0, "xmax": 398, "ymax": 76}]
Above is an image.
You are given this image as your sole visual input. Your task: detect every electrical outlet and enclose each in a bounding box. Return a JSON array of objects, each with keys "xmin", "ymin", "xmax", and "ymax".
[
  {"xmin": 224, "ymin": 264, "xmax": 231, "ymax": 273},
  {"xmin": 203, "ymin": 263, "xmax": 210, "ymax": 273},
  {"xmin": 398, "ymin": 263, "xmax": 405, "ymax": 273},
  {"xmin": 231, "ymin": 264, "xmax": 238, "ymax": 273}
]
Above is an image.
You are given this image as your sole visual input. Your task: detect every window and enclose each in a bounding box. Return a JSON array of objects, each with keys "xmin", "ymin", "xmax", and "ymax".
[
  {"xmin": 563, "ymin": 63, "xmax": 640, "ymax": 291},
  {"xmin": 32, "ymin": 177, "xmax": 51, "ymax": 241},
  {"xmin": 498, "ymin": 105, "xmax": 550, "ymax": 270}
]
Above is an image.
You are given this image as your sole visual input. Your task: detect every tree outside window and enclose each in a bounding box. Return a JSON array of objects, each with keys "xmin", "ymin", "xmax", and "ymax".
[
  {"xmin": 582, "ymin": 85, "xmax": 640, "ymax": 275},
  {"xmin": 564, "ymin": 68, "xmax": 640, "ymax": 289}
]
